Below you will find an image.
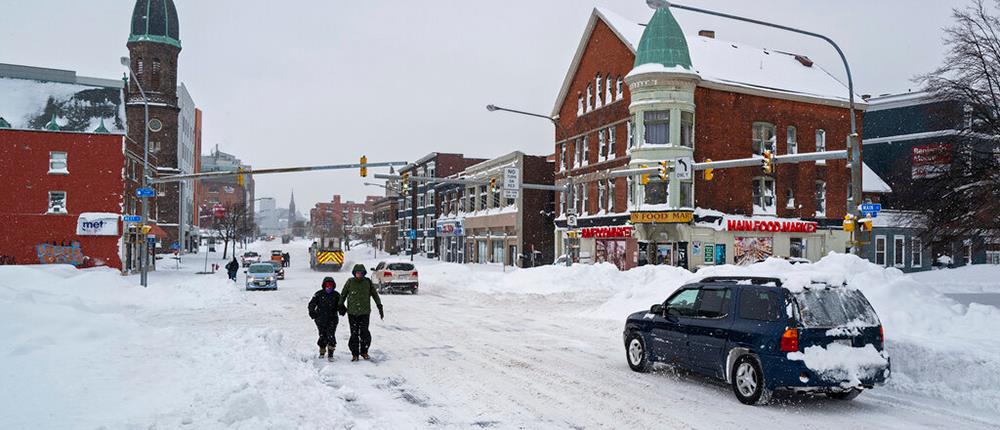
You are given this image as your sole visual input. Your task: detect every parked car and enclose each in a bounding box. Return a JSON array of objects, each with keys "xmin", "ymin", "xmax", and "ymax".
[
  {"xmin": 241, "ymin": 251, "xmax": 261, "ymax": 267},
  {"xmin": 623, "ymin": 276, "xmax": 889, "ymax": 405},
  {"xmin": 371, "ymin": 261, "xmax": 418, "ymax": 294},
  {"xmin": 268, "ymin": 260, "xmax": 285, "ymax": 280},
  {"xmin": 245, "ymin": 263, "xmax": 278, "ymax": 290}
]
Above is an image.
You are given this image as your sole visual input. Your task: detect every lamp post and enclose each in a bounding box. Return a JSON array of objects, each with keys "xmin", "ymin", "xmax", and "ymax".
[
  {"xmin": 121, "ymin": 56, "xmax": 151, "ymax": 287},
  {"xmin": 654, "ymin": 1, "xmax": 863, "ymax": 254},
  {"xmin": 486, "ymin": 104, "xmax": 574, "ymax": 266}
]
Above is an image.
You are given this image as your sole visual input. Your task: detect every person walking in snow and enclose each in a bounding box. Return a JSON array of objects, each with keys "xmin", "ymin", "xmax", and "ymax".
[
  {"xmin": 309, "ymin": 277, "xmax": 345, "ymax": 360},
  {"xmin": 340, "ymin": 264, "xmax": 383, "ymax": 362},
  {"xmin": 225, "ymin": 257, "xmax": 239, "ymax": 282}
]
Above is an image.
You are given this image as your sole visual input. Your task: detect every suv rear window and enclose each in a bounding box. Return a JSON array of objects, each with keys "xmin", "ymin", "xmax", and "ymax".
[
  {"xmin": 387, "ymin": 263, "xmax": 414, "ymax": 271},
  {"xmin": 794, "ymin": 288, "xmax": 879, "ymax": 327},
  {"xmin": 738, "ymin": 288, "xmax": 783, "ymax": 322}
]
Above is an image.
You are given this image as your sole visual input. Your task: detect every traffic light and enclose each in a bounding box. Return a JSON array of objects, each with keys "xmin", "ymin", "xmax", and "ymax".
[
  {"xmin": 859, "ymin": 217, "xmax": 873, "ymax": 232},
  {"xmin": 761, "ymin": 150, "xmax": 775, "ymax": 175},
  {"xmin": 360, "ymin": 155, "xmax": 368, "ymax": 177},
  {"xmin": 703, "ymin": 159, "xmax": 714, "ymax": 181},
  {"xmin": 401, "ymin": 172, "xmax": 410, "ymax": 192},
  {"xmin": 640, "ymin": 165, "xmax": 650, "ymax": 185},
  {"xmin": 658, "ymin": 161, "xmax": 669, "ymax": 181},
  {"xmin": 489, "ymin": 177, "xmax": 498, "ymax": 193},
  {"xmin": 237, "ymin": 167, "xmax": 246, "ymax": 187},
  {"xmin": 843, "ymin": 214, "xmax": 855, "ymax": 232}
]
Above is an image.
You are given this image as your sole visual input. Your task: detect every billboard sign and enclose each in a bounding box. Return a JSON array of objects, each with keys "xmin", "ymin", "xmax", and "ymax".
[
  {"xmin": 911, "ymin": 143, "xmax": 952, "ymax": 179},
  {"xmin": 76, "ymin": 213, "xmax": 120, "ymax": 236}
]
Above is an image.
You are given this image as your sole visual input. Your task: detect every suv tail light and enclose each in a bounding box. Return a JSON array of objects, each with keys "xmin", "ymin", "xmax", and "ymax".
[
  {"xmin": 412, "ymin": 271, "xmax": 418, "ymax": 277},
  {"xmin": 780, "ymin": 328, "xmax": 799, "ymax": 352},
  {"xmin": 879, "ymin": 325, "xmax": 884, "ymax": 345},
  {"xmin": 383, "ymin": 271, "xmax": 393, "ymax": 277}
]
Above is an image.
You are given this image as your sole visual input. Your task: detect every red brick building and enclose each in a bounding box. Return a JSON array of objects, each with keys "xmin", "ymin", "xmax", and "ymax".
[
  {"xmin": 0, "ymin": 128, "xmax": 126, "ymax": 269},
  {"xmin": 551, "ymin": 8, "xmax": 859, "ymax": 269}
]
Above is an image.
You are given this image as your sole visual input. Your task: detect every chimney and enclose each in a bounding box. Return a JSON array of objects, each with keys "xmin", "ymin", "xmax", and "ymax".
[{"xmin": 698, "ymin": 30, "xmax": 715, "ymax": 38}]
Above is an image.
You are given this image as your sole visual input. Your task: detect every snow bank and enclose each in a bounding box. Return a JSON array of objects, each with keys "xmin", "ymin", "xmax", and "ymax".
[{"xmin": 0, "ymin": 264, "xmax": 355, "ymax": 428}]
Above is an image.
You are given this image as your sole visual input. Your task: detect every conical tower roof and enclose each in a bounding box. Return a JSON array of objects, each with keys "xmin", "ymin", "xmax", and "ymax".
[
  {"xmin": 129, "ymin": 0, "xmax": 181, "ymax": 48},
  {"xmin": 633, "ymin": 7, "xmax": 692, "ymax": 70}
]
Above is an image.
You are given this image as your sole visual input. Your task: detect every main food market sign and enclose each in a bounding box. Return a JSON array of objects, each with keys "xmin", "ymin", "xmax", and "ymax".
[
  {"xmin": 726, "ymin": 219, "xmax": 817, "ymax": 233},
  {"xmin": 631, "ymin": 211, "xmax": 693, "ymax": 224}
]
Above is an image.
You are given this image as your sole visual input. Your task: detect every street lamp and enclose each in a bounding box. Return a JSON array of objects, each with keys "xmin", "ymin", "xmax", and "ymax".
[
  {"xmin": 121, "ymin": 56, "xmax": 151, "ymax": 287},
  {"xmin": 485, "ymin": 104, "xmax": 574, "ymax": 266},
  {"xmin": 655, "ymin": 1, "xmax": 864, "ymax": 254}
]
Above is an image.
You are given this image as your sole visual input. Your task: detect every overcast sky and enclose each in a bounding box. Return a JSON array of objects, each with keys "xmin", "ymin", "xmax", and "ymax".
[{"xmin": 2, "ymin": 0, "xmax": 970, "ymax": 212}]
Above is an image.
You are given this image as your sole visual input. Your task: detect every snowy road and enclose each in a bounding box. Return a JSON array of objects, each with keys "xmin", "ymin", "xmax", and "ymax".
[
  {"xmin": 3, "ymin": 240, "xmax": 998, "ymax": 429},
  {"xmin": 180, "ymin": 242, "xmax": 997, "ymax": 429}
]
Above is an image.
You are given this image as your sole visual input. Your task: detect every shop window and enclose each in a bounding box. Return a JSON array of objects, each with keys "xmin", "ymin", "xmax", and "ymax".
[
  {"xmin": 816, "ymin": 129, "xmax": 827, "ymax": 165},
  {"xmin": 48, "ymin": 151, "xmax": 68, "ymax": 174},
  {"xmin": 644, "ymin": 180, "xmax": 668, "ymax": 205},
  {"xmin": 815, "ymin": 180, "xmax": 827, "ymax": 217},
  {"xmin": 752, "ymin": 122, "xmax": 776, "ymax": 155},
  {"xmin": 875, "ymin": 235, "xmax": 887, "ymax": 266},
  {"xmin": 644, "ymin": 110, "xmax": 670, "ymax": 145},
  {"xmin": 894, "ymin": 235, "xmax": 906, "ymax": 268},
  {"xmin": 911, "ymin": 237, "xmax": 922, "ymax": 267},
  {"xmin": 607, "ymin": 178, "xmax": 616, "ymax": 212},
  {"xmin": 787, "ymin": 126, "xmax": 797, "ymax": 154},
  {"xmin": 786, "ymin": 188, "xmax": 796, "ymax": 209},
  {"xmin": 607, "ymin": 125, "xmax": 616, "ymax": 159},
  {"xmin": 752, "ymin": 177, "xmax": 776, "ymax": 215},
  {"xmin": 680, "ymin": 111, "xmax": 694, "ymax": 148},
  {"xmin": 790, "ymin": 238, "xmax": 807, "ymax": 259},
  {"xmin": 492, "ymin": 240, "xmax": 504, "ymax": 264},
  {"xmin": 48, "ymin": 191, "xmax": 67, "ymax": 214},
  {"xmin": 704, "ymin": 243, "xmax": 716, "ymax": 264},
  {"xmin": 679, "ymin": 181, "xmax": 693, "ymax": 208}
]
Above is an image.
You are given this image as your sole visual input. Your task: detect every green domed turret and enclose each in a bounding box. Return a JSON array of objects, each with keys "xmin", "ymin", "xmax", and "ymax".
[
  {"xmin": 128, "ymin": 0, "xmax": 181, "ymax": 48},
  {"xmin": 634, "ymin": 7, "xmax": 691, "ymax": 70}
]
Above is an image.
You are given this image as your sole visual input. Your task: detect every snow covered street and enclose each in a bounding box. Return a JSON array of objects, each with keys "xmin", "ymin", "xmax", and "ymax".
[{"xmin": 2, "ymin": 241, "xmax": 999, "ymax": 429}]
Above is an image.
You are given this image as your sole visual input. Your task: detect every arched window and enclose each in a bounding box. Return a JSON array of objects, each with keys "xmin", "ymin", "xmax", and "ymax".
[
  {"xmin": 137, "ymin": 57, "xmax": 144, "ymax": 75},
  {"xmin": 605, "ymin": 75, "xmax": 613, "ymax": 102},
  {"xmin": 586, "ymin": 84, "xmax": 593, "ymax": 112},
  {"xmin": 595, "ymin": 73, "xmax": 603, "ymax": 108},
  {"xmin": 152, "ymin": 58, "xmax": 162, "ymax": 90},
  {"xmin": 616, "ymin": 76, "xmax": 624, "ymax": 100},
  {"xmin": 577, "ymin": 93, "xmax": 584, "ymax": 116}
]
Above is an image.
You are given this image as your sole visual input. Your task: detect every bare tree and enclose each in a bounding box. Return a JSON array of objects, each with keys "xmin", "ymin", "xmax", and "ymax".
[
  {"xmin": 912, "ymin": 0, "xmax": 1000, "ymax": 249},
  {"xmin": 214, "ymin": 203, "xmax": 251, "ymax": 259}
]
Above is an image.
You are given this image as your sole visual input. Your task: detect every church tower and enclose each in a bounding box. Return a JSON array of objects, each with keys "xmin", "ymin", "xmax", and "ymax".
[{"xmin": 126, "ymin": 0, "xmax": 182, "ymax": 245}]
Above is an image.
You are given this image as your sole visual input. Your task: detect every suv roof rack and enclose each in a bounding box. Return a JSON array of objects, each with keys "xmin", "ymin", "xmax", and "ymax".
[{"xmin": 698, "ymin": 276, "xmax": 783, "ymax": 287}]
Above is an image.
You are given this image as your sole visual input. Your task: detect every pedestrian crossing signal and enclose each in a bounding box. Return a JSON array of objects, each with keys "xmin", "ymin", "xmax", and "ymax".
[
  {"xmin": 360, "ymin": 155, "xmax": 368, "ymax": 177},
  {"xmin": 658, "ymin": 161, "xmax": 668, "ymax": 181}
]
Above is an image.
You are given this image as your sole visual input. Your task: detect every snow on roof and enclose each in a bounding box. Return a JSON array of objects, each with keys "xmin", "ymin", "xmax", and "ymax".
[
  {"xmin": 553, "ymin": 7, "xmax": 864, "ymax": 116},
  {"xmin": 863, "ymin": 162, "xmax": 892, "ymax": 193},
  {"xmin": 0, "ymin": 77, "xmax": 125, "ymax": 133}
]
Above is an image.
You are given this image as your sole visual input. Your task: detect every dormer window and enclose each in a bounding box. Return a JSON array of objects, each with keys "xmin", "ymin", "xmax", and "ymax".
[{"xmin": 48, "ymin": 152, "xmax": 68, "ymax": 174}]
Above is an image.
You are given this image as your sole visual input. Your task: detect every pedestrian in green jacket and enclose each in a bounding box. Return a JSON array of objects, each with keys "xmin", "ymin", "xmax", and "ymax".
[{"xmin": 340, "ymin": 264, "xmax": 383, "ymax": 361}]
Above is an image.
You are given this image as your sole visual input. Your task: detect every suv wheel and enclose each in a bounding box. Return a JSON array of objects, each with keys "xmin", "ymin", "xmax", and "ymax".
[
  {"xmin": 731, "ymin": 355, "xmax": 772, "ymax": 405},
  {"xmin": 826, "ymin": 388, "xmax": 862, "ymax": 401},
  {"xmin": 625, "ymin": 332, "xmax": 651, "ymax": 372}
]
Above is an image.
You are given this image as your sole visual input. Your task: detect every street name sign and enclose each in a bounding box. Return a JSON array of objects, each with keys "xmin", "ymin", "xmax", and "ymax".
[
  {"xmin": 136, "ymin": 187, "xmax": 155, "ymax": 198},
  {"xmin": 123, "ymin": 215, "xmax": 142, "ymax": 223}
]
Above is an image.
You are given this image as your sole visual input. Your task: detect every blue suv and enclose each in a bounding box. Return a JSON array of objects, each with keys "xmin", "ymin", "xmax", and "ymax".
[{"xmin": 623, "ymin": 276, "xmax": 890, "ymax": 405}]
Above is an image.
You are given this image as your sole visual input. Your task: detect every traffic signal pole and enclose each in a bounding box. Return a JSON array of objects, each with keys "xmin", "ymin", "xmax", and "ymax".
[{"xmin": 149, "ymin": 161, "xmax": 408, "ymax": 184}]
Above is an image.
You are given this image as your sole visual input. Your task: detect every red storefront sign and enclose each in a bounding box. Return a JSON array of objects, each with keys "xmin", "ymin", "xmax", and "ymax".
[
  {"xmin": 580, "ymin": 226, "xmax": 633, "ymax": 238},
  {"xmin": 726, "ymin": 219, "xmax": 816, "ymax": 233}
]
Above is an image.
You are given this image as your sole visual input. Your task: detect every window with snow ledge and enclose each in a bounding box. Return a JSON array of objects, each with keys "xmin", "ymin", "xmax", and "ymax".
[
  {"xmin": 577, "ymin": 94, "xmax": 584, "ymax": 116},
  {"xmin": 598, "ymin": 129, "xmax": 606, "ymax": 161},
  {"xmin": 586, "ymin": 84, "xmax": 593, "ymax": 112},
  {"xmin": 608, "ymin": 125, "xmax": 616, "ymax": 159},
  {"xmin": 787, "ymin": 126, "xmax": 797, "ymax": 154},
  {"xmin": 912, "ymin": 237, "xmax": 923, "ymax": 267},
  {"xmin": 680, "ymin": 111, "xmax": 694, "ymax": 148},
  {"xmin": 644, "ymin": 111, "xmax": 670, "ymax": 145},
  {"xmin": 627, "ymin": 176, "xmax": 635, "ymax": 209},
  {"xmin": 627, "ymin": 119, "xmax": 635, "ymax": 149},
  {"xmin": 582, "ymin": 135, "xmax": 589, "ymax": 166},
  {"xmin": 752, "ymin": 177, "xmax": 776, "ymax": 215},
  {"xmin": 894, "ymin": 235, "xmax": 906, "ymax": 268},
  {"xmin": 598, "ymin": 181, "xmax": 606, "ymax": 212},
  {"xmin": 581, "ymin": 183, "xmax": 589, "ymax": 215},
  {"xmin": 679, "ymin": 180, "xmax": 693, "ymax": 208},
  {"xmin": 752, "ymin": 122, "xmax": 776, "ymax": 155},
  {"xmin": 814, "ymin": 180, "xmax": 826, "ymax": 217},
  {"xmin": 48, "ymin": 151, "xmax": 68, "ymax": 175},
  {"xmin": 607, "ymin": 178, "xmax": 615, "ymax": 212},
  {"xmin": 559, "ymin": 143, "xmax": 567, "ymax": 172},
  {"xmin": 573, "ymin": 138, "xmax": 582, "ymax": 168},
  {"xmin": 47, "ymin": 191, "xmax": 67, "ymax": 214},
  {"xmin": 786, "ymin": 188, "xmax": 796, "ymax": 209},
  {"xmin": 875, "ymin": 235, "xmax": 886, "ymax": 266},
  {"xmin": 644, "ymin": 180, "xmax": 668, "ymax": 205},
  {"xmin": 815, "ymin": 129, "xmax": 826, "ymax": 165},
  {"xmin": 616, "ymin": 76, "xmax": 623, "ymax": 101},
  {"xmin": 605, "ymin": 75, "xmax": 613, "ymax": 104}
]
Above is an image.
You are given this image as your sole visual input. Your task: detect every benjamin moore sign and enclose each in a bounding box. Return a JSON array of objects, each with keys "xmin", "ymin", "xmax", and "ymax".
[
  {"xmin": 630, "ymin": 211, "xmax": 693, "ymax": 224},
  {"xmin": 76, "ymin": 213, "xmax": 120, "ymax": 236}
]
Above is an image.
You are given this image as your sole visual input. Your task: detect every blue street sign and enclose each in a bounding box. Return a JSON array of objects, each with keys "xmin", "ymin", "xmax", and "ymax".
[
  {"xmin": 123, "ymin": 215, "xmax": 142, "ymax": 223},
  {"xmin": 136, "ymin": 187, "xmax": 155, "ymax": 198},
  {"xmin": 408, "ymin": 230, "xmax": 417, "ymax": 240},
  {"xmin": 859, "ymin": 203, "xmax": 882, "ymax": 213},
  {"xmin": 171, "ymin": 242, "xmax": 180, "ymax": 250}
]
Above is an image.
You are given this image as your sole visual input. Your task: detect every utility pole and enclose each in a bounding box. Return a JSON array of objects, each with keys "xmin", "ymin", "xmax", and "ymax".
[{"xmin": 122, "ymin": 56, "xmax": 150, "ymax": 287}]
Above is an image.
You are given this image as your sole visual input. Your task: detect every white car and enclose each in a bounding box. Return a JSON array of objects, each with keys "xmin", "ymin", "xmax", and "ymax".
[
  {"xmin": 371, "ymin": 261, "xmax": 419, "ymax": 294},
  {"xmin": 241, "ymin": 251, "xmax": 261, "ymax": 267}
]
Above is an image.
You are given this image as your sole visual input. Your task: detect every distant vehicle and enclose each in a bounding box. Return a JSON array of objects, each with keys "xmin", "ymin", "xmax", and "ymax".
[
  {"xmin": 623, "ymin": 276, "xmax": 889, "ymax": 405},
  {"xmin": 268, "ymin": 260, "xmax": 285, "ymax": 280},
  {"xmin": 281, "ymin": 234, "xmax": 292, "ymax": 244},
  {"xmin": 309, "ymin": 237, "xmax": 344, "ymax": 272},
  {"xmin": 241, "ymin": 251, "xmax": 260, "ymax": 267},
  {"xmin": 270, "ymin": 250, "xmax": 283, "ymax": 263},
  {"xmin": 245, "ymin": 263, "xmax": 278, "ymax": 290},
  {"xmin": 372, "ymin": 261, "xmax": 419, "ymax": 294}
]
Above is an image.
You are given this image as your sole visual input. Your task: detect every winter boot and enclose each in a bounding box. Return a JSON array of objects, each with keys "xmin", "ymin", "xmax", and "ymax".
[
  {"xmin": 362, "ymin": 354, "xmax": 371, "ymax": 360},
  {"xmin": 319, "ymin": 346, "xmax": 327, "ymax": 358},
  {"xmin": 327, "ymin": 347, "xmax": 335, "ymax": 360},
  {"xmin": 351, "ymin": 355, "xmax": 359, "ymax": 362}
]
